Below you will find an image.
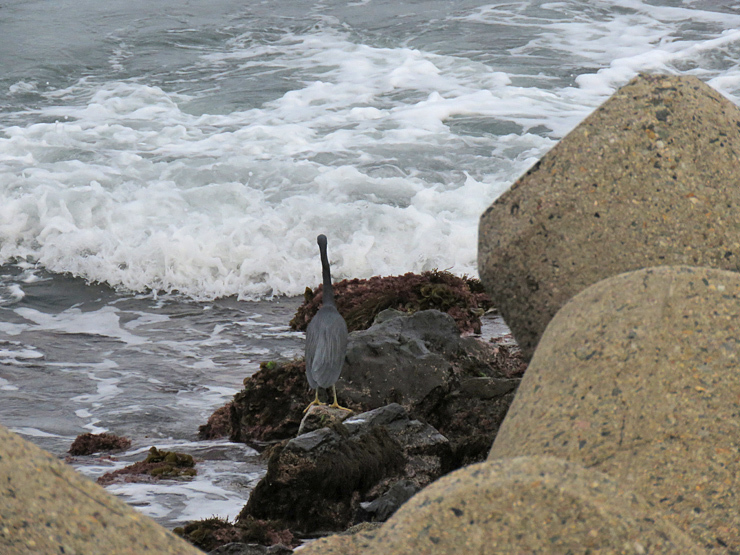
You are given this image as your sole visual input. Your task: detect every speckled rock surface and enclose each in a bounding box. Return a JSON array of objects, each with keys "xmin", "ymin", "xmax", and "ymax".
[
  {"xmin": 298, "ymin": 456, "xmax": 704, "ymax": 555},
  {"xmin": 0, "ymin": 425, "xmax": 203, "ymax": 555},
  {"xmin": 490, "ymin": 265, "xmax": 740, "ymax": 552},
  {"xmin": 479, "ymin": 72, "xmax": 740, "ymax": 359}
]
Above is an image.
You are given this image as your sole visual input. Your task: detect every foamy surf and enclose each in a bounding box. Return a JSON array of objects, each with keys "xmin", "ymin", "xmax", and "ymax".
[{"xmin": 2, "ymin": 1, "xmax": 739, "ymax": 299}]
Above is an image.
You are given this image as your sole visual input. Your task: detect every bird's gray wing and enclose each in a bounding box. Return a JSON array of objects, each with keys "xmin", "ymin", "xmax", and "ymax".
[{"xmin": 305, "ymin": 307, "xmax": 348, "ymax": 389}]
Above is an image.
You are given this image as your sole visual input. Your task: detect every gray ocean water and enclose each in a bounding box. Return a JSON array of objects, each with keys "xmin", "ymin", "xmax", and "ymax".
[{"xmin": 2, "ymin": 0, "xmax": 740, "ymax": 528}]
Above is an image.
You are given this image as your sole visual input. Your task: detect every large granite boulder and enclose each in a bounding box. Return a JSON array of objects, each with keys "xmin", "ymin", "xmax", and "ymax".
[
  {"xmin": 298, "ymin": 457, "xmax": 704, "ymax": 555},
  {"xmin": 239, "ymin": 404, "xmax": 450, "ymax": 534},
  {"xmin": 0, "ymin": 425, "xmax": 202, "ymax": 555},
  {"xmin": 479, "ymin": 73, "xmax": 740, "ymax": 359},
  {"xmin": 490, "ymin": 265, "xmax": 740, "ymax": 552}
]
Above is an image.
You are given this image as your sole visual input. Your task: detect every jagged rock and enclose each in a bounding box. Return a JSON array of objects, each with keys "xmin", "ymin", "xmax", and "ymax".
[
  {"xmin": 225, "ymin": 310, "xmax": 524, "ymax": 464},
  {"xmin": 97, "ymin": 446, "xmax": 196, "ymax": 486},
  {"xmin": 298, "ymin": 457, "xmax": 705, "ymax": 555},
  {"xmin": 239, "ymin": 404, "xmax": 450, "ymax": 534},
  {"xmin": 337, "ymin": 310, "xmax": 461, "ymax": 411},
  {"xmin": 229, "ymin": 360, "xmax": 310, "ymax": 446},
  {"xmin": 0, "ymin": 425, "xmax": 203, "ymax": 554},
  {"xmin": 356, "ymin": 480, "xmax": 418, "ymax": 522},
  {"xmin": 198, "ymin": 402, "xmax": 232, "ymax": 440},
  {"xmin": 68, "ymin": 432, "xmax": 132, "ymax": 455},
  {"xmin": 490, "ymin": 265, "xmax": 740, "ymax": 552},
  {"xmin": 479, "ymin": 73, "xmax": 740, "ymax": 359},
  {"xmin": 298, "ymin": 405, "xmax": 355, "ymax": 436},
  {"xmin": 338, "ymin": 309, "xmax": 523, "ymax": 464},
  {"xmin": 175, "ymin": 516, "xmax": 296, "ymax": 553}
]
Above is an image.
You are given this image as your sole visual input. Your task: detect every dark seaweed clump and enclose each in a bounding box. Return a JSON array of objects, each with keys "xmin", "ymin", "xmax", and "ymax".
[
  {"xmin": 173, "ymin": 516, "xmax": 296, "ymax": 552},
  {"xmin": 97, "ymin": 446, "xmax": 196, "ymax": 486},
  {"xmin": 68, "ymin": 432, "xmax": 132, "ymax": 456},
  {"xmin": 290, "ymin": 270, "xmax": 492, "ymax": 335}
]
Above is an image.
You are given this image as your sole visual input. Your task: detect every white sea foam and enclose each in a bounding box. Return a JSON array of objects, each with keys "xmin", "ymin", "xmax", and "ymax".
[
  {"xmin": 14, "ymin": 306, "xmax": 146, "ymax": 345},
  {"xmin": 1, "ymin": 1, "xmax": 739, "ymax": 300}
]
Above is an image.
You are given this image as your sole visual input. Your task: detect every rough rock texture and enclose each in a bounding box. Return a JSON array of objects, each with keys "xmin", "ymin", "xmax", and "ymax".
[
  {"xmin": 490, "ymin": 265, "xmax": 740, "ymax": 552},
  {"xmin": 297, "ymin": 404, "xmax": 355, "ymax": 436},
  {"xmin": 298, "ymin": 457, "xmax": 704, "ymax": 555},
  {"xmin": 239, "ymin": 404, "xmax": 450, "ymax": 534},
  {"xmin": 68, "ymin": 431, "xmax": 132, "ymax": 455},
  {"xmin": 230, "ymin": 360, "xmax": 310, "ymax": 446},
  {"xmin": 175, "ymin": 516, "xmax": 296, "ymax": 552},
  {"xmin": 0, "ymin": 424, "xmax": 203, "ymax": 555},
  {"xmin": 479, "ymin": 73, "xmax": 740, "ymax": 359},
  {"xmin": 97, "ymin": 446, "xmax": 196, "ymax": 485},
  {"xmin": 290, "ymin": 270, "xmax": 492, "ymax": 335},
  {"xmin": 226, "ymin": 310, "xmax": 523, "ymax": 463},
  {"xmin": 198, "ymin": 401, "xmax": 233, "ymax": 440},
  {"xmin": 337, "ymin": 310, "xmax": 462, "ymax": 411}
]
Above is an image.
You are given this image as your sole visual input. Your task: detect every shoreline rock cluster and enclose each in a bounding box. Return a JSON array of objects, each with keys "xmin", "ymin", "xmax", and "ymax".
[
  {"xmin": 3, "ymin": 72, "xmax": 738, "ymax": 554},
  {"xmin": 186, "ymin": 307, "xmax": 524, "ymax": 552},
  {"xmin": 300, "ymin": 73, "xmax": 740, "ymax": 554}
]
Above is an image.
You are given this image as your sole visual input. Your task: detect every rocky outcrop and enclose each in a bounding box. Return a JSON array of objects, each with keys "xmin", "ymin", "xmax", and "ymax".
[
  {"xmin": 68, "ymin": 432, "xmax": 132, "ymax": 455},
  {"xmin": 226, "ymin": 310, "xmax": 524, "ymax": 464},
  {"xmin": 238, "ymin": 404, "xmax": 451, "ymax": 535},
  {"xmin": 479, "ymin": 73, "xmax": 740, "ymax": 359},
  {"xmin": 174, "ymin": 516, "xmax": 296, "ymax": 552},
  {"xmin": 229, "ymin": 360, "xmax": 310, "ymax": 446},
  {"xmin": 290, "ymin": 270, "xmax": 492, "ymax": 335},
  {"xmin": 0, "ymin": 424, "xmax": 203, "ymax": 554},
  {"xmin": 489, "ymin": 265, "xmax": 740, "ymax": 552},
  {"xmin": 299, "ymin": 457, "xmax": 705, "ymax": 555},
  {"xmin": 97, "ymin": 446, "xmax": 196, "ymax": 485}
]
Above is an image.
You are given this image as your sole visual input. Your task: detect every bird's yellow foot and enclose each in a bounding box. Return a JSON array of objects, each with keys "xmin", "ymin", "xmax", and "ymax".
[
  {"xmin": 303, "ymin": 398, "xmax": 325, "ymax": 414},
  {"xmin": 328, "ymin": 400, "xmax": 353, "ymax": 412}
]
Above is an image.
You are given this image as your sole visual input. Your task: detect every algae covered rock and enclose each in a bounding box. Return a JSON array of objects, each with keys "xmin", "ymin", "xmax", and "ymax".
[
  {"xmin": 68, "ymin": 431, "xmax": 132, "ymax": 455},
  {"xmin": 229, "ymin": 360, "xmax": 310, "ymax": 446},
  {"xmin": 479, "ymin": 73, "xmax": 740, "ymax": 359},
  {"xmin": 290, "ymin": 270, "xmax": 491, "ymax": 335},
  {"xmin": 239, "ymin": 404, "xmax": 450, "ymax": 534},
  {"xmin": 174, "ymin": 516, "xmax": 296, "ymax": 553},
  {"xmin": 225, "ymin": 311, "xmax": 522, "ymax": 464},
  {"xmin": 97, "ymin": 446, "xmax": 196, "ymax": 485},
  {"xmin": 490, "ymin": 265, "xmax": 740, "ymax": 552}
]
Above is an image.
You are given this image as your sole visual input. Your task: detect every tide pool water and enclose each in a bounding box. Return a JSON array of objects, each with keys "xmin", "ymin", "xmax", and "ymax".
[{"xmin": 2, "ymin": 0, "xmax": 740, "ymax": 530}]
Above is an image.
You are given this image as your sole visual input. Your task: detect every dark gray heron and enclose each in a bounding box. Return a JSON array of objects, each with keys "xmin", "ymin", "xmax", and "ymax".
[{"xmin": 304, "ymin": 234, "xmax": 350, "ymax": 412}]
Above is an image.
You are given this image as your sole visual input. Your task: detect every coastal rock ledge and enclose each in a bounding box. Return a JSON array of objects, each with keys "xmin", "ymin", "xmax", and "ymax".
[{"xmin": 479, "ymin": 72, "xmax": 740, "ymax": 360}]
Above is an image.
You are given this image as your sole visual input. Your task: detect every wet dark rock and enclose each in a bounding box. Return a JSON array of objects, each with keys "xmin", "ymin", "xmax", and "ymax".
[
  {"xmin": 198, "ymin": 402, "xmax": 233, "ymax": 440},
  {"xmin": 223, "ymin": 310, "xmax": 524, "ymax": 464},
  {"xmin": 175, "ymin": 516, "xmax": 297, "ymax": 553},
  {"xmin": 356, "ymin": 479, "xmax": 418, "ymax": 522},
  {"xmin": 97, "ymin": 446, "xmax": 196, "ymax": 486},
  {"xmin": 338, "ymin": 310, "xmax": 524, "ymax": 465},
  {"xmin": 239, "ymin": 404, "xmax": 450, "ymax": 534},
  {"xmin": 297, "ymin": 405, "xmax": 355, "ymax": 436},
  {"xmin": 229, "ymin": 360, "xmax": 310, "ymax": 447},
  {"xmin": 68, "ymin": 432, "xmax": 132, "ymax": 455},
  {"xmin": 208, "ymin": 543, "xmax": 294, "ymax": 555},
  {"xmin": 290, "ymin": 270, "xmax": 492, "ymax": 335}
]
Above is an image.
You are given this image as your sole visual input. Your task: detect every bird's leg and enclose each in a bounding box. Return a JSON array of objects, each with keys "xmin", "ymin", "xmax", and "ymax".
[
  {"xmin": 328, "ymin": 385, "xmax": 352, "ymax": 411},
  {"xmin": 303, "ymin": 390, "xmax": 325, "ymax": 413}
]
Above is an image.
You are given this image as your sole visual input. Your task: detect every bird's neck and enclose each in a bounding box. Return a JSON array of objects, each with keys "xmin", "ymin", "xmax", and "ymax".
[{"xmin": 320, "ymin": 245, "xmax": 336, "ymax": 306}]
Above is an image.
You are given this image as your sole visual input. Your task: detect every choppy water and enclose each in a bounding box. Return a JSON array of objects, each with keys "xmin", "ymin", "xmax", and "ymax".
[{"xmin": 2, "ymin": 0, "xmax": 740, "ymax": 530}]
